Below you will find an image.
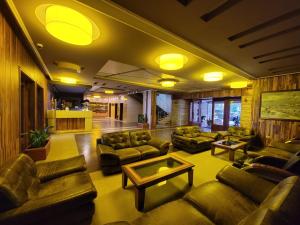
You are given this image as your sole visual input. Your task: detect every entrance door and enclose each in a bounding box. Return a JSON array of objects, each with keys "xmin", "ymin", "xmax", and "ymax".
[
  {"xmin": 212, "ymin": 100, "xmax": 225, "ymax": 131},
  {"xmin": 212, "ymin": 98, "xmax": 241, "ymax": 131}
]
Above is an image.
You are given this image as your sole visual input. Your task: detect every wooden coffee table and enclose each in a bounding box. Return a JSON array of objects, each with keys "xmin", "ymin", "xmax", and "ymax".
[
  {"xmin": 211, "ymin": 139, "xmax": 247, "ymax": 161},
  {"xmin": 121, "ymin": 154, "xmax": 194, "ymax": 211}
]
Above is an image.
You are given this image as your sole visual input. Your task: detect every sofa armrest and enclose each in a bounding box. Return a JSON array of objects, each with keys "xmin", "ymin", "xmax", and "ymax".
[
  {"xmin": 97, "ymin": 144, "xmax": 120, "ymax": 166},
  {"xmin": 242, "ymin": 163, "xmax": 295, "ymax": 183},
  {"xmin": 148, "ymin": 138, "xmax": 170, "ymax": 155},
  {"xmin": 217, "ymin": 165, "xmax": 275, "ymax": 204},
  {"xmin": 239, "ymin": 135, "xmax": 255, "ymax": 141},
  {"xmin": 251, "ymin": 156, "xmax": 287, "ymax": 167},
  {"xmin": 36, "ymin": 155, "xmax": 87, "ymax": 182},
  {"xmin": 217, "ymin": 131, "xmax": 230, "ymax": 137}
]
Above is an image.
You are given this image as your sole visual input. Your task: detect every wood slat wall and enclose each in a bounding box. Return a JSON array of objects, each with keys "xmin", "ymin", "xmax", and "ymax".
[
  {"xmin": 0, "ymin": 9, "xmax": 48, "ymax": 166},
  {"xmin": 251, "ymin": 74, "xmax": 300, "ymax": 145}
]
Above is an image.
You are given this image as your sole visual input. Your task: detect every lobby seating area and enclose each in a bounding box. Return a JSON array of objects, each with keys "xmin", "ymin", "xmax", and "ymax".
[{"xmin": 1, "ymin": 0, "xmax": 300, "ymax": 225}]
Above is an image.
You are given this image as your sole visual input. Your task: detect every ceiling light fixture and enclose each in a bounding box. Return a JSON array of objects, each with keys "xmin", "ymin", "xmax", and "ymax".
[
  {"xmin": 158, "ymin": 78, "xmax": 178, "ymax": 88},
  {"xmin": 203, "ymin": 72, "xmax": 223, "ymax": 81},
  {"xmin": 156, "ymin": 53, "xmax": 188, "ymax": 70},
  {"xmin": 105, "ymin": 90, "xmax": 114, "ymax": 94},
  {"xmin": 230, "ymin": 81, "xmax": 248, "ymax": 88},
  {"xmin": 36, "ymin": 4, "xmax": 100, "ymax": 45},
  {"xmin": 60, "ymin": 77, "xmax": 77, "ymax": 84},
  {"xmin": 93, "ymin": 95, "xmax": 101, "ymax": 98}
]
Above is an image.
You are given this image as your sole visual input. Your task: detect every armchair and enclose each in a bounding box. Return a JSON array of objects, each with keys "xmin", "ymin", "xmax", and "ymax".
[{"xmin": 242, "ymin": 151, "xmax": 300, "ymax": 183}]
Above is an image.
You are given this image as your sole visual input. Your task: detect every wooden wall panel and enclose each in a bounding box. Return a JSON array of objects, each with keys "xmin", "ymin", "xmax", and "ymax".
[
  {"xmin": 0, "ymin": 9, "xmax": 48, "ymax": 166},
  {"xmin": 252, "ymin": 74, "xmax": 300, "ymax": 145}
]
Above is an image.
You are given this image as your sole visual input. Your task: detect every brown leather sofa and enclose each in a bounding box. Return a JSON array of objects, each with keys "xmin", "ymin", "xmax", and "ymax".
[
  {"xmin": 105, "ymin": 165, "xmax": 299, "ymax": 225},
  {"xmin": 0, "ymin": 154, "xmax": 97, "ymax": 225},
  {"xmin": 171, "ymin": 126, "xmax": 219, "ymax": 153},
  {"xmin": 97, "ymin": 130, "xmax": 170, "ymax": 174}
]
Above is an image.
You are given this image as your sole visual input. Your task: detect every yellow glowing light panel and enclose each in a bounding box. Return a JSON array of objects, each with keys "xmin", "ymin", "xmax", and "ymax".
[
  {"xmin": 203, "ymin": 72, "xmax": 223, "ymax": 81},
  {"xmin": 46, "ymin": 5, "xmax": 93, "ymax": 45},
  {"xmin": 156, "ymin": 53, "xmax": 188, "ymax": 70},
  {"xmin": 60, "ymin": 77, "xmax": 77, "ymax": 84},
  {"xmin": 160, "ymin": 80, "xmax": 176, "ymax": 87},
  {"xmin": 230, "ymin": 81, "xmax": 248, "ymax": 88},
  {"xmin": 105, "ymin": 90, "xmax": 114, "ymax": 94}
]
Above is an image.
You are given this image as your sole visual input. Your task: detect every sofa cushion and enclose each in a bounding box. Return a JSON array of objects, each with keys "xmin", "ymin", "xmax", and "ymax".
[
  {"xmin": 175, "ymin": 126, "xmax": 201, "ymax": 136},
  {"xmin": 130, "ymin": 130, "xmax": 152, "ymax": 147},
  {"xmin": 0, "ymin": 154, "xmax": 38, "ymax": 212},
  {"xmin": 102, "ymin": 132, "xmax": 131, "ymax": 150},
  {"xmin": 115, "ymin": 148, "xmax": 141, "ymax": 165},
  {"xmin": 192, "ymin": 136, "xmax": 214, "ymax": 144},
  {"xmin": 135, "ymin": 145, "xmax": 160, "ymax": 159},
  {"xmin": 184, "ymin": 181, "xmax": 257, "ymax": 225},
  {"xmin": 131, "ymin": 199, "xmax": 214, "ymax": 225}
]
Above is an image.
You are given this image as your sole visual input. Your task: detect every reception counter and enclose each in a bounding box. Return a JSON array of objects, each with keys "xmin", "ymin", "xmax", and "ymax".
[{"xmin": 47, "ymin": 110, "xmax": 93, "ymax": 133}]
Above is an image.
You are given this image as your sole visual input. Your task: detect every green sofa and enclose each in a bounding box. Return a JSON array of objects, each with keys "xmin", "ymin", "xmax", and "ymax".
[
  {"xmin": 96, "ymin": 130, "xmax": 170, "ymax": 174},
  {"xmin": 171, "ymin": 126, "xmax": 219, "ymax": 153},
  {"xmin": 218, "ymin": 126, "xmax": 256, "ymax": 149}
]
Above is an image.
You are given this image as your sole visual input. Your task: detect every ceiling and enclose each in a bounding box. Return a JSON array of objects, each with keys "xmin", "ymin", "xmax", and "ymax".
[
  {"xmin": 111, "ymin": 0, "xmax": 300, "ymax": 77},
  {"xmin": 8, "ymin": 0, "xmax": 263, "ymax": 93}
]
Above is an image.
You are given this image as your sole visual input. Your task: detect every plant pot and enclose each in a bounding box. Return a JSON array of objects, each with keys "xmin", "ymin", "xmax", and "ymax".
[
  {"xmin": 137, "ymin": 123, "xmax": 149, "ymax": 129},
  {"xmin": 24, "ymin": 139, "xmax": 50, "ymax": 161}
]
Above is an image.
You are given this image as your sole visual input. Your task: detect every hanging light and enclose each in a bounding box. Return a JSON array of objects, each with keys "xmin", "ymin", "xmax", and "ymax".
[
  {"xmin": 44, "ymin": 5, "xmax": 95, "ymax": 45},
  {"xmin": 156, "ymin": 53, "xmax": 188, "ymax": 70},
  {"xmin": 230, "ymin": 81, "xmax": 248, "ymax": 88},
  {"xmin": 158, "ymin": 78, "xmax": 178, "ymax": 87},
  {"xmin": 60, "ymin": 77, "xmax": 77, "ymax": 84},
  {"xmin": 203, "ymin": 72, "xmax": 223, "ymax": 81}
]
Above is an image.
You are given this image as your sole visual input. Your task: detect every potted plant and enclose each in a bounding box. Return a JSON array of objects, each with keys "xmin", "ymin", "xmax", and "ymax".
[
  {"xmin": 137, "ymin": 114, "xmax": 149, "ymax": 129},
  {"xmin": 24, "ymin": 126, "xmax": 51, "ymax": 161}
]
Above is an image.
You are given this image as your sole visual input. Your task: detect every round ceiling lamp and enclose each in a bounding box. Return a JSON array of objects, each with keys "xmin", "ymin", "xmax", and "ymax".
[
  {"xmin": 105, "ymin": 90, "xmax": 114, "ymax": 94},
  {"xmin": 203, "ymin": 72, "xmax": 223, "ymax": 81},
  {"xmin": 230, "ymin": 81, "xmax": 248, "ymax": 88},
  {"xmin": 60, "ymin": 77, "xmax": 77, "ymax": 84},
  {"xmin": 36, "ymin": 5, "xmax": 99, "ymax": 45},
  {"xmin": 156, "ymin": 53, "xmax": 188, "ymax": 70},
  {"xmin": 158, "ymin": 78, "xmax": 178, "ymax": 88}
]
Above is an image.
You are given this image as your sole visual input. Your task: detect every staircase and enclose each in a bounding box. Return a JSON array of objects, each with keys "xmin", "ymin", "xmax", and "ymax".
[{"xmin": 156, "ymin": 105, "xmax": 171, "ymax": 127}]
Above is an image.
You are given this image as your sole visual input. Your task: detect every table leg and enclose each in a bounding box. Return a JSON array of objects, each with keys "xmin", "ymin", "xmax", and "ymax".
[
  {"xmin": 188, "ymin": 169, "xmax": 194, "ymax": 186},
  {"xmin": 122, "ymin": 171, "xmax": 128, "ymax": 189},
  {"xmin": 211, "ymin": 145, "xmax": 215, "ymax": 156},
  {"xmin": 229, "ymin": 149, "xmax": 235, "ymax": 161},
  {"xmin": 135, "ymin": 187, "xmax": 145, "ymax": 211}
]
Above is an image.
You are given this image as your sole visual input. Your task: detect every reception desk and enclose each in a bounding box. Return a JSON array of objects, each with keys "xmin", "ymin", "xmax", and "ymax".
[{"xmin": 47, "ymin": 110, "xmax": 93, "ymax": 133}]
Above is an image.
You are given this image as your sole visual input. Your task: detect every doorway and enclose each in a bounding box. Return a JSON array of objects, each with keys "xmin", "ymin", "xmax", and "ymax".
[{"xmin": 212, "ymin": 98, "xmax": 241, "ymax": 131}]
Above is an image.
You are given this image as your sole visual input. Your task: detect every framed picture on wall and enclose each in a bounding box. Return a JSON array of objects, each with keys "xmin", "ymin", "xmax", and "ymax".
[{"xmin": 260, "ymin": 90, "xmax": 300, "ymax": 120}]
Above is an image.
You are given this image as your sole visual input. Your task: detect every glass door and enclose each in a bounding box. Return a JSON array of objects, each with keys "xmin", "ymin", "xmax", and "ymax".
[
  {"xmin": 229, "ymin": 100, "xmax": 241, "ymax": 127},
  {"xmin": 212, "ymin": 100, "xmax": 225, "ymax": 131}
]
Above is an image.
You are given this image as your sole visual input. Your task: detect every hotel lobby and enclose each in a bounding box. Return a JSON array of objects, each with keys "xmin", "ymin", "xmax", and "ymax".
[{"xmin": 0, "ymin": 0, "xmax": 300, "ymax": 225}]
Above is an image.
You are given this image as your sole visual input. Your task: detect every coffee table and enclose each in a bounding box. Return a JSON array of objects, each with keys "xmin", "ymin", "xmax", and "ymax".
[
  {"xmin": 121, "ymin": 154, "xmax": 194, "ymax": 211},
  {"xmin": 211, "ymin": 139, "xmax": 247, "ymax": 161}
]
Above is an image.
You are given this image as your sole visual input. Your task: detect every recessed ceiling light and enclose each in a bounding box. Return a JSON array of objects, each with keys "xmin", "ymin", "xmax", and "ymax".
[
  {"xmin": 203, "ymin": 72, "xmax": 223, "ymax": 81},
  {"xmin": 60, "ymin": 77, "xmax": 77, "ymax": 84},
  {"xmin": 158, "ymin": 78, "xmax": 178, "ymax": 87},
  {"xmin": 36, "ymin": 4, "xmax": 100, "ymax": 45},
  {"xmin": 230, "ymin": 81, "xmax": 248, "ymax": 88},
  {"xmin": 156, "ymin": 53, "xmax": 188, "ymax": 70},
  {"xmin": 105, "ymin": 90, "xmax": 114, "ymax": 94}
]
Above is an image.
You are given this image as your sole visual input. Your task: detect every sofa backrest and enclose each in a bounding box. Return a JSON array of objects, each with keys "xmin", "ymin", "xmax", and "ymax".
[
  {"xmin": 228, "ymin": 126, "xmax": 252, "ymax": 136},
  {"xmin": 270, "ymin": 142, "xmax": 300, "ymax": 154},
  {"xmin": 174, "ymin": 126, "xmax": 201, "ymax": 137},
  {"xmin": 130, "ymin": 130, "xmax": 151, "ymax": 147},
  {"xmin": 101, "ymin": 131, "xmax": 131, "ymax": 150},
  {"xmin": 238, "ymin": 176, "xmax": 300, "ymax": 225},
  {"xmin": 0, "ymin": 154, "xmax": 38, "ymax": 212}
]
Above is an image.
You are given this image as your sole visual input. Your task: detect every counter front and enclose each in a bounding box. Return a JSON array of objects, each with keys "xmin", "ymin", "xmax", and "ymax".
[{"xmin": 47, "ymin": 110, "xmax": 92, "ymax": 133}]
